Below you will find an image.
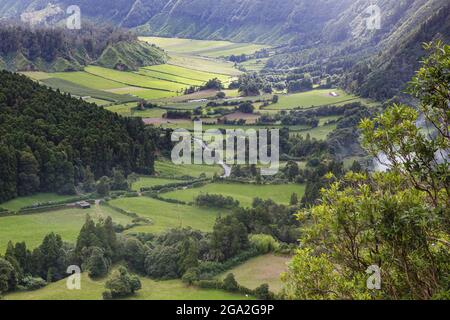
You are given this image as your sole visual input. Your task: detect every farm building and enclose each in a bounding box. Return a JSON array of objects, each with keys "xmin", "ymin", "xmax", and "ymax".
[{"xmin": 75, "ymin": 201, "xmax": 91, "ymax": 209}]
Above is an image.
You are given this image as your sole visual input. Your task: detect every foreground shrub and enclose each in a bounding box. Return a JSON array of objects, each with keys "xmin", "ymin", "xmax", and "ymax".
[
  {"xmin": 18, "ymin": 276, "xmax": 47, "ymax": 291},
  {"xmin": 103, "ymin": 266, "xmax": 141, "ymax": 299},
  {"xmin": 254, "ymin": 283, "xmax": 274, "ymax": 300},
  {"xmin": 222, "ymin": 273, "xmax": 239, "ymax": 292},
  {"xmin": 249, "ymin": 234, "xmax": 280, "ymax": 254}
]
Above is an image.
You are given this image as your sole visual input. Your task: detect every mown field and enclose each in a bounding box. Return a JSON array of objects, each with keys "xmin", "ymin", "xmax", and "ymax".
[
  {"xmin": 0, "ymin": 205, "xmax": 133, "ymax": 254},
  {"xmin": 5, "ymin": 270, "xmax": 250, "ymax": 300},
  {"xmin": 167, "ymin": 54, "xmax": 241, "ymax": 76},
  {"xmin": 140, "ymin": 36, "xmax": 269, "ymax": 59},
  {"xmin": 110, "ymin": 197, "xmax": 228, "ymax": 234},
  {"xmin": 218, "ymin": 254, "xmax": 291, "ymax": 293},
  {"xmin": 0, "ymin": 193, "xmax": 82, "ymax": 212},
  {"xmin": 155, "ymin": 160, "xmax": 223, "ymax": 178},
  {"xmin": 143, "ymin": 64, "xmax": 230, "ymax": 83},
  {"xmin": 266, "ymin": 89, "xmax": 362, "ymax": 110},
  {"xmin": 161, "ymin": 182, "xmax": 305, "ymax": 207}
]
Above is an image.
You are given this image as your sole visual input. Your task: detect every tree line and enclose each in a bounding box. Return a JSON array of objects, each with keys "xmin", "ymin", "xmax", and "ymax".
[{"xmin": 0, "ymin": 71, "xmax": 169, "ymax": 203}]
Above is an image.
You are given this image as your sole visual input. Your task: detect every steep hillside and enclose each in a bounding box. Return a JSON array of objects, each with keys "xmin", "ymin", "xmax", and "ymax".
[
  {"xmin": 344, "ymin": 2, "xmax": 450, "ymax": 100},
  {"xmin": 0, "ymin": 25, "xmax": 167, "ymax": 72},
  {"xmin": 0, "ymin": 0, "xmax": 353, "ymax": 44},
  {"xmin": 1, "ymin": 0, "xmax": 448, "ymax": 99}
]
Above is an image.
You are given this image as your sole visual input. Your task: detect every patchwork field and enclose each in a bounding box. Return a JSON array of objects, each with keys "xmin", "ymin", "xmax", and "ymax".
[
  {"xmin": 110, "ymin": 197, "xmax": 228, "ymax": 233},
  {"xmin": 161, "ymin": 182, "xmax": 305, "ymax": 207},
  {"xmin": 167, "ymin": 54, "xmax": 241, "ymax": 76},
  {"xmin": 143, "ymin": 64, "xmax": 230, "ymax": 83},
  {"xmin": 5, "ymin": 270, "xmax": 250, "ymax": 300},
  {"xmin": 0, "ymin": 205, "xmax": 133, "ymax": 254},
  {"xmin": 41, "ymin": 78, "xmax": 138, "ymax": 103},
  {"xmin": 84, "ymin": 66, "xmax": 187, "ymax": 92},
  {"xmin": 218, "ymin": 254, "xmax": 291, "ymax": 293}
]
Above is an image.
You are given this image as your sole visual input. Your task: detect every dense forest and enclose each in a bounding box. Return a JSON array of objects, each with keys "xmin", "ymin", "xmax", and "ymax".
[
  {"xmin": 0, "ymin": 71, "xmax": 169, "ymax": 202},
  {"xmin": 0, "ymin": 24, "xmax": 167, "ymax": 72}
]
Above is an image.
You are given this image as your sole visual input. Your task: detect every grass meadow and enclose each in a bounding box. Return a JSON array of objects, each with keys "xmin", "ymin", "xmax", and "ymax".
[
  {"xmin": 140, "ymin": 36, "xmax": 268, "ymax": 59},
  {"xmin": 267, "ymin": 89, "xmax": 361, "ymax": 110},
  {"xmin": 161, "ymin": 182, "xmax": 306, "ymax": 207},
  {"xmin": 0, "ymin": 205, "xmax": 132, "ymax": 254},
  {"xmin": 218, "ymin": 254, "xmax": 291, "ymax": 293},
  {"xmin": 155, "ymin": 160, "xmax": 223, "ymax": 178},
  {"xmin": 5, "ymin": 269, "xmax": 251, "ymax": 300},
  {"xmin": 110, "ymin": 197, "xmax": 228, "ymax": 233},
  {"xmin": 0, "ymin": 193, "xmax": 84, "ymax": 212}
]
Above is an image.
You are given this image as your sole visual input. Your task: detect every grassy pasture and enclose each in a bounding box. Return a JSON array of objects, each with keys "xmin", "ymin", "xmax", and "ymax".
[
  {"xmin": 5, "ymin": 270, "xmax": 250, "ymax": 300},
  {"xmin": 239, "ymin": 58, "xmax": 269, "ymax": 72},
  {"xmin": 267, "ymin": 89, "xmax": 361, "ymax": 110},
  {"xmin": 167, "ymin": 54, "xmax": 241, "ymax": 76},
  {"xmin": 196, "ymin": 43, "xmax": 270, "ymax": 58},
  {"xmin": 136, "ymin": 68, "xmax": 205, "ymax": 86},
  {"xmin": 83, "ymin": 97, "xmax": 111, "ymax": 106},
  {"xmin": 140, "ymin": 37, "xmax": 232, "ymax": 53},
  {"xmin": 105, "ymin": 102, "xmax": 135, "ymax": 116},
  {"xmin": 45, "ymin": 71, "xmax": 124, "ymax": 90},
  {"xmin": 84, "ymin": 66, "xmax": 187, "ymax": 92},
  {"xmin": 141, "ymin": 36, "xmax": 268, "ymax": 59},
  {"xmin": 218, "ymin": 254, "xmax": 291, "ymax": 293},
  {"xmin": 110, "ymin": 197, "xmax": 227, "ymax": 233},
  {"xmin": 132, "ymin": 107, "xmax": 167, "ymax": 118},
  {"xmin": 161, "ymin": 182, "xmax": 305, "ymax": 207},
  {"xmin": 0, "ymin": 193, "xmax": 83, "ymax": 212},
  {"xmin": 128, "ymin": 88, "xmax": 176, "ymax": 100},
  {"xmin": 131, "ymin": 176, "xmax": 184, "ymax": 191},
  {"xmin": 155, "ymin": 160, "xmax": 223, "ymax": 178},
  {"xmin": 145, "ymin": 64, "xmax": 230, "ymax": 83},
  {"xmin": 41, "ymin": 78, "xmax": 138, "ymax": 103},
  {"xmin": 0, "ymin": 205, "xmax": 133, "ymax": 254}
]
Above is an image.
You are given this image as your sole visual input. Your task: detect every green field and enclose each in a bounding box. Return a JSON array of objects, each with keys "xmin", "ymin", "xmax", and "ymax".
[
  {"xmin": 85, "ymin": 66, "xmax": 187, "ymax": 92},
  {"xmin": 155, "ymin": 160, "xmax": 223, "ymax": 178},
  {"xmin": 218, "ymin": 254, "xmax": 291, "ymax": 293},
  {"xmin": 161, "ymin": 182, "xmax": 305, "ymax": 207},
  {"xmin": 290, "ymin": 123, "xmax": 338, "ymax": 140},
  {"xmin": 5, "ymin": 270, "xmax": 250, "ymax": 300},
  {"xmin": 239, "ymin": 58, "xmax": 269, "ymax": 72},
  {"xmin": 41, "ymin": 78, "xmax": 138, "ymax": 103},
  {"xmin": 168, "ymin": 54, "xmax": 241, "ymax": 76},
  {"xmin": 105, "ymin": 102, "xmax": 135, "ymax": 116},
  {"xmin": 110, "ymin": 197, "xmax": 228, "ymax": 233},
  {"xmin": 136, "ymin": 68, "xmax": 205, "ymax": 86},
  {"xmin": 0, "ymin": 205, "xmax": 133, "ymax": 254},
  {"xmin": 0, "ymin": 193, "xmax": 84, "ymax": 212},
  {"xmin": 44, "ymin": 71, "xmax": 125, "ymax": 90},
  {"xmin": 144, "ymin": 63, "xmax": 230, "ymax": 83},
  {"xmin": 128, "ymin": 88, "xmax": 176, "ymax": 100},
  {"xmin": 21, "ymin": 37, "xmax": 252, "ymax": 103},
  {"xmin": 141, "ymin": 37, "xmax": 269, "ymax": 58},
  {"xmin": 267, "ymin": 89, "xmax": 361, "ymax": 110},
  {"xmin": 131, "ymin": 176, "xmax": 184, "ymax": 191}
]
